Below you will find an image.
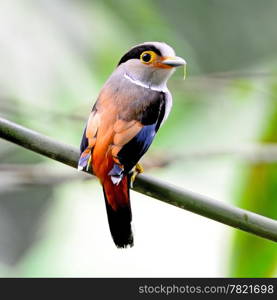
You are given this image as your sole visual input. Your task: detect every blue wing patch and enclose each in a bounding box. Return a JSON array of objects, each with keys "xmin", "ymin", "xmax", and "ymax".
[
  {"xmin": 80, "ymin": 125, "xmax": 88, "ymax": 154},
  {"xmin": 78, "ymin": 125, "xmax": 92, "ymax": 171},
  {"xmin": 117, "ymin": 124, "xmax": 156, "ymax": 173},
  {"xmin": 106, "ymin": 91, "xmax": 166, "ymax": 181}
]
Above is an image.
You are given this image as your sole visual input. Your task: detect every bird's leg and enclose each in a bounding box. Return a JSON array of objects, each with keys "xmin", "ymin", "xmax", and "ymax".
[
  {"xmin": 135, "ymin": 163, "xmax": 144, "ymax": 174},
  {"xmin": 130, "ymin": 163, "xmax": 144, "ymax": 188}
]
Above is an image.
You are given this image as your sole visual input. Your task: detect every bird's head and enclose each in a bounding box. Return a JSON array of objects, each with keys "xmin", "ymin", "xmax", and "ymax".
[{"xmin": 116, "ymin": 41, "xmax": 186, "ymax": 90}]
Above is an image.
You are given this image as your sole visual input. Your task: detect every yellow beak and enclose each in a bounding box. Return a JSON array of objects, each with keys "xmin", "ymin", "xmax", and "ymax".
[{"xmin": 162, "ymin": 56, "xmax": 186, "ymax": 67}]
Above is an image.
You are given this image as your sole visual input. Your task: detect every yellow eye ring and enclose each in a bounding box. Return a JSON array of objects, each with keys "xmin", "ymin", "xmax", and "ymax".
[{"xmin": 140, "ymin": 51, "xmax": 156, "ymax": 64}]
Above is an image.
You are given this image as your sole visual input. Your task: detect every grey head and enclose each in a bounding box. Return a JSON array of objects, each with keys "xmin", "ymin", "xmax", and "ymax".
[{"xmin": 113, "ymin": 41, "xmax": 186, "ymax": 91}]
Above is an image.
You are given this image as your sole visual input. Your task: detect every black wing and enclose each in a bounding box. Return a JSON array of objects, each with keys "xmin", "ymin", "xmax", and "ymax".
[{"xmin": 117, "ymin": 92, "xmax": 166, "ymax": 173}]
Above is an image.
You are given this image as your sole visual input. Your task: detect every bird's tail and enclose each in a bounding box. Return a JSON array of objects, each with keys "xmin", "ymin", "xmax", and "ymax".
[{"xmin": 102, "ymin": 176, "xmax": 134, "ymax": 248}]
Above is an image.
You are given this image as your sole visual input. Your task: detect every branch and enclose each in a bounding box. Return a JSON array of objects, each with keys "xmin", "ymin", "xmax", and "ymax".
[{"xmin": 0, "ymin": 117, "xmax": 277, "ymax": 242}]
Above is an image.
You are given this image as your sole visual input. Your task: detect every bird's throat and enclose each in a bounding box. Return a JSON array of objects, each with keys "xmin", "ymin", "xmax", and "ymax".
[{"xmin": 124, "ymin": 73, "xmax": 168, "ymax": 93}]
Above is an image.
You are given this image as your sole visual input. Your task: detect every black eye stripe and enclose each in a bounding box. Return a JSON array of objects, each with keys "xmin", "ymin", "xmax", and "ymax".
[{"xmin": 117, "ymin": 45, "xmax": 162, "ymax": 66}]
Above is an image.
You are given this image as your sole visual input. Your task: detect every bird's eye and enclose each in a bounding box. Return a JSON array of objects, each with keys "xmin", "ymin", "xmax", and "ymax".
[
  {"xmin": 141, "ymin": 53, "xmax": 151, "ymax": 62},
  {"xmin": 140, "ymin": 51, "xmax": 156, "ymax": 64}
]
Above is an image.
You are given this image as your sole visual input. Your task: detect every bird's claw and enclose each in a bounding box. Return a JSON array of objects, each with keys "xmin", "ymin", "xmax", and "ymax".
[{"xmin": 130, "ymin": 163, "xmax": 144, "ymax": 188}]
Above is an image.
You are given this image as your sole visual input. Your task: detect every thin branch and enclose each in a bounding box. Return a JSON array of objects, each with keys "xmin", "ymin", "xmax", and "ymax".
[
  {"xmin": 3, "ymin": 143, "xmax": 277, "ymax": 187},
  {"xmin": 0, "ymin": 117, "xmax": 277, "ymax": 242}
]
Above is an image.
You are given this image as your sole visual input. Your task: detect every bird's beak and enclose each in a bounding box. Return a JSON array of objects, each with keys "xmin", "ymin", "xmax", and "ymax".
[{"xmin": 161, "ymin": 56, "xmax": 186, "ymax": 68}]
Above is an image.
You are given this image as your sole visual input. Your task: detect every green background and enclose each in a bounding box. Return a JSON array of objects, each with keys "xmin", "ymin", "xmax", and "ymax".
[{"xmin": 0, "ymin": 0, "xmax": 276, "ymax": 277}]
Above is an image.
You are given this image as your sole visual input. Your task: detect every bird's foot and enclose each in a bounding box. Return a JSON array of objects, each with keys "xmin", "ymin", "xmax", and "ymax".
[{"xmin": 130, "ymin": 163, "xmax": 144, "ymax": 188}]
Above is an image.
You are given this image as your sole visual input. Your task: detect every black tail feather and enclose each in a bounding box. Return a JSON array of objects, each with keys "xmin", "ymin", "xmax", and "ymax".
[{"xmin": 102, "ymin": 184, "xmax": 134, "ymax": 248}]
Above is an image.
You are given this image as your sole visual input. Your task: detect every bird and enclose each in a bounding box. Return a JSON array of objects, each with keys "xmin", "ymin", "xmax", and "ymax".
[{"xmin": 78, "ymin": 42, "xmax": 186, "ymax": 248}]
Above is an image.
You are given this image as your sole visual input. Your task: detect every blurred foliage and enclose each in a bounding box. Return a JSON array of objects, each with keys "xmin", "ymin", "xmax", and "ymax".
[
  {"xmin": 230, "ymin": 81, "xmax": 277, "ymax": 277},
  {"xmin": 0, "ymin": 0, "xmax": 276, "ymax": 277}
]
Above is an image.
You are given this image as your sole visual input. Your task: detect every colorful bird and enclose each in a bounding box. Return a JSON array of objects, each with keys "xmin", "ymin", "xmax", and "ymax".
[{"xmin": 78, "ymin": 42, "xmax": 186, "ymax": 248}]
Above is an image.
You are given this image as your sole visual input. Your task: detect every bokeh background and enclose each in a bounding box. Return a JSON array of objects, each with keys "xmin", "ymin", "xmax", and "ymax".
[{"xmin": 0, "ymin": 0, "xmax": 277, "ymax": 277}]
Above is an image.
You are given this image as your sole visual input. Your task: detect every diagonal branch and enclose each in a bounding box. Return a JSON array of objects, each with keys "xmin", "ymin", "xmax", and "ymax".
[{"xmin": 0, "ymin": 117, "xmax": 277, "ymax": 242}]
